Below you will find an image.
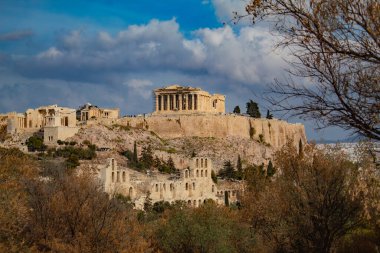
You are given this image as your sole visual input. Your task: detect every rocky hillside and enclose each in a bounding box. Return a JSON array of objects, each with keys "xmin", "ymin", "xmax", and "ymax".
[{"xmin": 68, "ymin": 123, "xmax": 275, "ymax": 171}]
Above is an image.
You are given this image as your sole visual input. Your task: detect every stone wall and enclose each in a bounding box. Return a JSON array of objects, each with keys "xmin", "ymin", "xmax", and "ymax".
[
  {"xmin": 98, "ymin": 157, "xmax": 223, "ymax": 209},
  {"xmin": 44, "ymin": 126, "xmax": 79, "ymax": 145},
  {"xmin": 118, "ymin": 114, "xmax": 307, "ymax": 149}
]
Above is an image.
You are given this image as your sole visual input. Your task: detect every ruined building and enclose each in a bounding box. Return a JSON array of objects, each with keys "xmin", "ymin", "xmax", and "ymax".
[
  {"xmin": 6, "ymin": 104, "xmax": 79, "ymax": 145},
  {"xmin": 77, "ymin": 103, "xmax": 120, "ymax": 121},
  {"xmin": 98, "ymin": 157, "xmax": 241, "ymax": 209},
  {"xmin": 153, "ymin": 85, "xmax": 225, "ymax": 115}
]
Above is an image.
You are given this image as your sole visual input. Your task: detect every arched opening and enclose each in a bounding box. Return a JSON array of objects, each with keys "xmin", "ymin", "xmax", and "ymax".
[
  {"xmin": 187, "ymin": 200, "xmax": 191, "ymax": 206},
  {"xmin": 185, "ymin": 170, "xmax": 188, "ymax": 178},
  {"xmin": 116, "ymin": 171, "xmax": 120, "ymax": 182},
  {"xmin": 196, "ymin": 170, "xmax": 199, "ymax": 177},
  {"xmin": 205, "ymin": 159, "xmax": 208, "ymax": 168},
  {"xmin": 212, "ymin": 185, "xmax": 215, "ymax": 192},
  {"xmin": 193, "ymin": 182, "xmax": 195, "ymax": 190},
  {"xmin": 196, "ymin": 158, "xmax": 199, "ymax": 167},
  {"xmin": 129, "ymin": 187, "xmax": 133, "ymax": 197},
  {"xmin": 224, "ymin": 191, "xmax": 229, "ymax": 206},
  {"xmin": 170, "ymin": 183, "xmax": 173, "ymax": 191},
  {"xmin": 155, "ymin": 184, "xmax": 159, "ymax": 192},
  {"xmin": 201, "ymin": 170, "xmax": 203, "ymax": 177},
  {"xmin": 193, "ymin": 200, "xmax": 196, "ymax": 206},
  {"xmin": 186, "ymin": 183, "xmax": 188, "ymax": 190},
  {"xmin": 122, "ymin": 171, "xmax": 126, "ymax": 182},
  {"xmin": 163, "ymin": 183, "xmax": 166, "ymax": 191},
  {"xmin": 201, "ymin": 159, "xmax": 203, "ymax": 168},
  {"xmin": 198, "ymin": 199, "xmax": 201, "ymax": 206},
  {"xmin": 205, "ymin": 170, "xmax": 208, "ymax": 177},
  {"xmin": 111, "ymin": 172, "xmax": 114, "ymax": 182},
  {"xmin": 111, "ymin": 159, "xmax": 115, "ymax": 170}
]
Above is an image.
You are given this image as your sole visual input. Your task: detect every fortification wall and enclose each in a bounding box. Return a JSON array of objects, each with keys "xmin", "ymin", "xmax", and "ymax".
[{"xmin": 117, "ymin": 114, "xmax": 306, "ymax": 149}]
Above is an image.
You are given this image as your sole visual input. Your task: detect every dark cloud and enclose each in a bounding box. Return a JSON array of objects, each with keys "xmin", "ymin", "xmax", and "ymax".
[{"xmin": 0, "ymin": 30, "xmax": 33, "ymax": 41}]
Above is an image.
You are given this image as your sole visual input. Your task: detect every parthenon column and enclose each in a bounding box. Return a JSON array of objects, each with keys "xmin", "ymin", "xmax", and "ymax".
[
  {"xmin": 178, "ymin": 94, "xmax": 182, "ymax": 111},
  {"xmin": 155, "ymin": 95, "xmax": 159, "ymax": 112}
]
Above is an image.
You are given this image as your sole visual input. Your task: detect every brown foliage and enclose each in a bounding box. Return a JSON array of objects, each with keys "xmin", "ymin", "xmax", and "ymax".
[
  {"xmin": 242, "ymin": 143, "xmax": 370, "ymax": 253},
  {"xmin": 0, "ymin": 148, "xmax": 38, "ymax": 252},
  {"xmin": 245, "ymin": 0, "xmax": 380, "ymax": 140},
  {"xmin": 25, "ymin": 172, "xmax": 150, "ymax": 252}
]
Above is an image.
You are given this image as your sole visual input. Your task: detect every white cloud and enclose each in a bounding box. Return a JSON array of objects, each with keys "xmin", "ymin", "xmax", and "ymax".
[
  {"xmin": 126, "ymin": 79, "xmax": 154, "ymax": 99},
  {"xmin": 6, "ymin": 18, "xmax": 286, "ymax": 111},
  {"xmin": 37, "ymin": 47, "xmax": 63, "ymax": 59},
  {"xmin": 211, "ymin": 0, "xmax": 248, "ymax": 23}
]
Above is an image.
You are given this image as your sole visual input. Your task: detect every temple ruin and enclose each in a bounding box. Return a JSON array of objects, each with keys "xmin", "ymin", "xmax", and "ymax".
[{"xmin": 153, "ymin": 85, "xmax": 225, "ymax": 115}]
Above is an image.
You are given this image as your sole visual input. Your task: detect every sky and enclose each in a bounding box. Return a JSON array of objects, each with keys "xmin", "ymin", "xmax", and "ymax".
[{"xmin": 0, "ymin": 0, "xmax": 351, "ymax": 142}]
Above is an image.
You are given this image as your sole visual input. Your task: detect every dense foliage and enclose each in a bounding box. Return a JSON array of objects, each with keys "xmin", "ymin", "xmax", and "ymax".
[{"xmin": 0, "ymin": 141, "xmax": 379, "ymax": 252}]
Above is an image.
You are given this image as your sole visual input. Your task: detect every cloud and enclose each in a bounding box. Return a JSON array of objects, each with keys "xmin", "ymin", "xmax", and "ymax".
[
  {"xmin": 1, "ymin": 18, "xmax": 286, "ymax": 117},
  {"xmin": 126, "ymin": 79, "xmax": 153, "ymax": 99},
  {"xmin": 211, "ymin": 0, "xmax": 248, "ymax": 23},
  {"xmin": 8, "ymin": 19, "xmax": 283, "ymax": 85},
  {"xmin": 0, "ymin": 30, "xmax": 34, "ymax": 41}
]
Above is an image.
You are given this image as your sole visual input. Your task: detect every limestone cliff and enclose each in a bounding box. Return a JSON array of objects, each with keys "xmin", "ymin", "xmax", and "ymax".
[{"xmin": 117, "ymin": 114, "xmax": 306, "ymax": 149}]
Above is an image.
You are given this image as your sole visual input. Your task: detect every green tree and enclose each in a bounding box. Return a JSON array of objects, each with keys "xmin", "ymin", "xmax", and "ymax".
[
  {"xmin": 155, "ymin": 202, "xmax": 254, "ymax": 253},
  {"xmin": 133, "ymin": 141, "xmax": 138, "ymax": 163},
  {"xmin": 233, "ymin": 105, "xmax": 241, "ymax": 114},
  {"xmin": 140, "ymin": 145, "xmax": 153, "ymax": 170},
  {"xmin": 166, "ymin": 157, "xmax": 176, "ymax": 174},
  {"xmin": 266, "ymin": 160, "xmax": 275, "ymax": 177},
  {"xmin": 246, "ymin": 100, "xmax": 261, "ymax": 118},
  {"xmin": 236, "ymin": 155, "xmax": 243, "ymax": 180},
  {"xmin": 26, "ymin": 135, "xmax": 46, "ymax": 152},
  {"xmin": 219, "ymin": 160, "xmax": 236, "ymax": 179},
  {"xmin": 266, "ymin": 109, "xmax": 273, "ymax": 119}
]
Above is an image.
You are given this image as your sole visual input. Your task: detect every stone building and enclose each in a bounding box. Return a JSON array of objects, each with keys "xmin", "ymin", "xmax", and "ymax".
[
  {"xmin": 77, "ymin": 103, "xmax": 120, "ymax": 121},
  {"xmin": 98, "ymin": 157, "xmax": 233, "ymax": 209},
  {"xmin": 6, "ymin": 105, "xmax": 79, "ymax": 145},
  {"xmin": 153, "ymin": 85, "xmax": 225, "ymax": 115},
  {"xmin": 7, "ymin": 105, "xmax": 77, "ymax": 134}
]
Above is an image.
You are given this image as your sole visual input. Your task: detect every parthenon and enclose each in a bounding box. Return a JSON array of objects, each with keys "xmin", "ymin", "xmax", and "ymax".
[{"xmin": 153, "ymin": 85, "xmax": 225, "ymax": 115}]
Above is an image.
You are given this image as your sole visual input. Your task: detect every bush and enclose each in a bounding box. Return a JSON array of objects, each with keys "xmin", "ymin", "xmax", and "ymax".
[{"xmin": 26, "ymin": 135, "xmax": 46, "ymax": 152}]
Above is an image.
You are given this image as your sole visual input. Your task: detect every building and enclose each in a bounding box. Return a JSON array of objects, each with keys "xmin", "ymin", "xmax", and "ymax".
[
  {"xmin": 6, "ymin": 105, "xmax": 79, "ymax": 145},
  {"xmin": 153, "ymin": 85, "xmax": 225, "ymax": 115},
  {"xmin": 7, "ymin": 105, "xmax": 77, "ymax": 134},
  {"xmin": 97, "ymin": 157, "xmax": 236, "ymax": 209},
  {"xmin": 77, "ymin": 103, "xmax": 120, "ymax": 121}
]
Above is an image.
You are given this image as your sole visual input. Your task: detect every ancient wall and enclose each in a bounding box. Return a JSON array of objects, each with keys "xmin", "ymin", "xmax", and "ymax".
[
  {"xmin": 98, "ymin": 157, "xmax": 221, "ymax": 209},
  {"xmin": 44, "ymin": 126, "xmax": 79, "ymax": 145},
  {"xmin": 118, "ymin": 114, "xmax": 307, "ymax": 149}
]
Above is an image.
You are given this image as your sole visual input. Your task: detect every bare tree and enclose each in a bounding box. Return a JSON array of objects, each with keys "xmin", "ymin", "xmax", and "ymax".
[{"xmin": 244, "ymin": 0, "xmax": 380, "ymax": 140}]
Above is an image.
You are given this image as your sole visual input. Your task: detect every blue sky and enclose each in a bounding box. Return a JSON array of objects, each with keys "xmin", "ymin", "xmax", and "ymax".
[{"xmin": 0, "ymin": 0, "xmax": 351, "ymax": 142}]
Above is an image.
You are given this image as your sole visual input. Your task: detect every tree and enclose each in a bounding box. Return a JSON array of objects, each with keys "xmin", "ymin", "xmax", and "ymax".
[
  {"xmin": 219, "ymin": 160, "xmax": 236, "ymax": 179},
  {"xmin": 266, "ymin": 160, "xmax": 275, "ymax": 177},
  {"xmin": 266, "ymin": 109, "xmax": 273, "ymax": 119},
  {"xmin": 133, "ymin": 141, "xmax": 138, "ymax": 163},
  {"xmin": 246, "ymin": 100, "xmax": 261, "ymax": 118},
  {"xmin": 26, "ymin": 135, "xmax": 46, "ymax": 152},
  {"xmin": 233, "ymin": 105, "xmax": 241, "ymax": 114},
  {"xmin": 245, "ymin": 0, "xmax": 380, "ymax": 140},
  {"xmin": 244, "ymin": 142, "xmax": 366, "ymax": 253},
  {"xmin": 140, "ymin": 145, "xmax": 153, "ymax": 170},
  {"xmin": 236, "ymin": 155, "xmax": 243, "ymax": 180}
]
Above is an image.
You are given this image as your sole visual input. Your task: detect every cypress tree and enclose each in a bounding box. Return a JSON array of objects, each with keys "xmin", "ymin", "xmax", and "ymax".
[
  {"xmin": 267, "ymin": 160, "xmax": 275, "ymax": 177},
  {"xmin": 133, "ymin": 141, "xmax": 138, "ymax": 163},
  {"xmin": 236, "ymin": 155, "xmax": 243, "ymax": 180}
]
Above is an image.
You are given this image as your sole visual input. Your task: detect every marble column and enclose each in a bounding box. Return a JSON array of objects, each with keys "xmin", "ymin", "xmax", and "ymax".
[
  {"xmin": 155, "ymin": 95, "xmax": 159, "ymax": 112},
  {"xmin": 178, "ymin": 94, "xmax": 182, "ymax": 111}
]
